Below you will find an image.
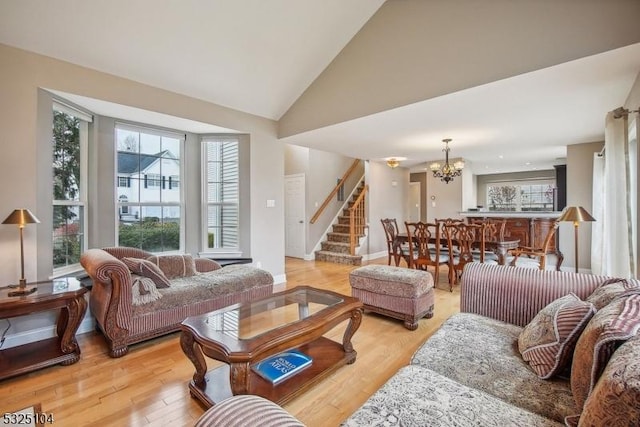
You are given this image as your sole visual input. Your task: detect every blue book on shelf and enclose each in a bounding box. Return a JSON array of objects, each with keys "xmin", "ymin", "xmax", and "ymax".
[{"xmin": 252, "ymin": 349, "xmax": 313, "ymax": 385}]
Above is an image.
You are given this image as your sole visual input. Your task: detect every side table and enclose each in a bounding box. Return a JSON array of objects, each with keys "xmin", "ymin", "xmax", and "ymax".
[{"xmin": 0, "ymin": 277, "xmax": 88, "ymax": 380}]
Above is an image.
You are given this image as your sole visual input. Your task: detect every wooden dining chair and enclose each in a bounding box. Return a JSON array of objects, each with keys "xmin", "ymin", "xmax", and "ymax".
[
  {"xmin": 441, "ymin": 222, "xmax": 484, "ymax": 291},
  {"xmin": 381, "ymin": 218, "xmax": 410, "ymax": 266},
  {"xmin": 508, "ymin": 220, "xmax": 560, "ymax": 270},
  {"xmin": 405, "ymin": 221, "xmax": 449, "ymax": 284},
  {"xmin": 468, "ymin": 218, "xmax": 506, "ymax": 262}
]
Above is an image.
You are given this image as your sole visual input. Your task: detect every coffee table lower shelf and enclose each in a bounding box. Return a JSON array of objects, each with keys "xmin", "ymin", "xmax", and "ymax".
[{"xmin": 189, "ymin": 336, "xmax": 355, "ymax": 407}]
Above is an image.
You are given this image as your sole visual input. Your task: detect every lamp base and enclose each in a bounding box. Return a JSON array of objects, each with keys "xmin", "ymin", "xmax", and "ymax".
[{"xmin": 8, "ymin": 287, "xmax": 36, "ymax": 297}]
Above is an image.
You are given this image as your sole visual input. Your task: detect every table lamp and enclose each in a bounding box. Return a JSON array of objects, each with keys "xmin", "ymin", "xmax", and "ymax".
[
  {"xmin": 2, "ymin": 208, "xmax": 40, "ymax": 296},
  {"xmin": 558, "ymin": 206, "xmax": 595, "ymax": 273}
]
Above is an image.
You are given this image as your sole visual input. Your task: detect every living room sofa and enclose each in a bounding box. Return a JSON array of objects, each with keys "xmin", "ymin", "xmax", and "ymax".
[
  {"xmin": 195, "ymin": 263, "xmax": 640, "ymax": 426},
  {"xmin": 80, "ymin": 247, "xmax": 274, "ymax": 357}
]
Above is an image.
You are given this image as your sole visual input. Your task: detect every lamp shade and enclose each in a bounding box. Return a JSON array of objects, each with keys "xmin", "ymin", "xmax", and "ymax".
[
  {"xmin": 558, "ymin": 206, "xmax": 595, "ymax": 223},
  {"xmin": 2, "ymin": 209, "xmax": 40, "ymax": 226}
]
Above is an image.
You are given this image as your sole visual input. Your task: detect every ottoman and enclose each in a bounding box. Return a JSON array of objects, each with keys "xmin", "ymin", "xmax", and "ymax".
[{"xmin": 349, "ymin": 265, "xmax": 434, "ymax": 330}]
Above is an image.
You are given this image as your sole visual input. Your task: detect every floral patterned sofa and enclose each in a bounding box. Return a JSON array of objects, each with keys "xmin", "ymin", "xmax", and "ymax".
[
  {"xmin": 80, "ymin": 247, "xmax": 274, "ymax": 357},
  {"xmin": 196, "ymin": 263, "xmax": 640, "ymax": 426}
]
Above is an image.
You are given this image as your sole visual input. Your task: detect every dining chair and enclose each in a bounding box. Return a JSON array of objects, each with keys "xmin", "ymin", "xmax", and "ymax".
[
  {"xmin": 381, "ymin": 218, "xmax": 410, "ymax": 266},
  {"xmin": 468, "ymin": 218, "xmax": 506, "ymax": 262},
  {"xmin": 404, "ymin": 221, "xmax": 449, "ymax": 284},
  {"xmin": 441, "ymin": 222, "xmax": 484, "ymax": 291},
  {"xmin": 508, "ymin": 220, "xmax": 560, "ymax": 270}
]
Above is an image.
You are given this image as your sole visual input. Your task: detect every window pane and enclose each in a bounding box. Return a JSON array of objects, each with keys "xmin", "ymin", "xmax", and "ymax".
[
  {"xmin": 52, "ymin": 110, "xmax": 81, "ymax": 201},
  {"xmin": 203, "ymin": 138, "xmax": 240, "ymax": 251},
  {"xmin": 53, "ymin": 205, "xmax": 84, "ymax": 268},
  {"xmin": 116, "ymin": 125, "xmax": 183, "ymax": 252},
  {"xmin": 118, "ymin": 206, "xmax": 180, "ymax": 252},
  {"xmin": 207, "ymin": 204, "xmax": 238, "ymax": 249}
]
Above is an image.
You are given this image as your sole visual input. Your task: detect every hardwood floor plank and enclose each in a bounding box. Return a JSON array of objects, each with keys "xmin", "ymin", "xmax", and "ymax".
[{"xmin": 0, "ymin": 257, "xmax": 459, "ymax": 426}]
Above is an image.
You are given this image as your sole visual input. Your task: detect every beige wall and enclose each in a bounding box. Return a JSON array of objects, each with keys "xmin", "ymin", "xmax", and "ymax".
[
  {"xmin": 0, "ymin": 43, "xmax": 285, "ymax": 288},
  {"xmin": 367, "ymin": 162, "xmax": 409, "ymax": 256},
  {"xmin": 279, "ymin": 0, "xmax": 640, "ymax": 138}
]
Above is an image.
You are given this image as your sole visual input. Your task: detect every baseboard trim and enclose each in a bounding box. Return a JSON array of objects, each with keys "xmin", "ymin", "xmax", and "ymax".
[{"xmin": 1, "ymin": 317, "xmax": 95, "ymax": 350}]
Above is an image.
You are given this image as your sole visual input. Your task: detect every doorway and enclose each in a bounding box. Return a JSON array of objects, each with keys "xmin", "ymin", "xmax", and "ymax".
[
  {"xmin": 285, "ymin": 174, "xmax": 306, "ymax": 258},
  {"xmin": 409, "ymin": 182, "xmax": 421, "ymax": 222}
]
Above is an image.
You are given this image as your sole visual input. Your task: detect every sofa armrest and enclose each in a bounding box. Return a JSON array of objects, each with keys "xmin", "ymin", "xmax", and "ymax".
[
  {"xmin": 80, "ymin": 248, "xmax": 133, "ymax": 334},
  {"xmin": 195, "ymin": 395, "xmax": 304, "ymax": 427},
  {"xmin": 460, "ymin": 263, "xmax": 611, "ymax": 327}
]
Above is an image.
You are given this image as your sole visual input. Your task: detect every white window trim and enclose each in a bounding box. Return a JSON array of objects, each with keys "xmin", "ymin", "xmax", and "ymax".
[
  {"xmin": 485, "ymin": 178, "xmax": 555, "ymax": 212},
  {"xmin": 114, "ymin": 123, "xmax": 186, "ymax": 252},
  {"xmin": 52, "ymin": 108, "xmax": 89, "ymax": 274},
  {"xmin": 201, "ymin": 136, "xmax": 240, "ymax": 254}
]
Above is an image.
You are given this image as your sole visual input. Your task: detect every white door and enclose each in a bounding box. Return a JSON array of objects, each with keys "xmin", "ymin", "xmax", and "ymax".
[
  {"xmin": 285, "ymin": 174, "xmax": 306, "ymax": 258},
  {"xmin": 409, "ymin": 182, "xmax": 421, "ymax": 222}
]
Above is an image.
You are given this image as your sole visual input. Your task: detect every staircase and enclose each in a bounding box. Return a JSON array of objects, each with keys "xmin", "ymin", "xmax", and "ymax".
[{"xmin": 314, "ymin": 183, "xmax": 366, "ymax": 266}]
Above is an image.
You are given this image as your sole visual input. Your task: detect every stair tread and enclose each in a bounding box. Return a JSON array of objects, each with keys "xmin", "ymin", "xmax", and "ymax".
[{"xmin": 315, "ymin": 250, "xmax": 362, "ymax": 259}]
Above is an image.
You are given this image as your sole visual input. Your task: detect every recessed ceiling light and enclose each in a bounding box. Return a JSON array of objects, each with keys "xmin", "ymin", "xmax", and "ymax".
[
  {"xmin": 525, "ymin": 162, "xmax": 531, "ymax": 166},
  {"xmin": 498, "ymin": 155, "xmax": 504, "ymax": 159}
]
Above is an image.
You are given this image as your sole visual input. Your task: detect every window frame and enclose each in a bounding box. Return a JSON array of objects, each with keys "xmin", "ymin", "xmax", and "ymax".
[
  {"xmin": 485, "ymin": 178, "xmax": 556, "ymax": 212},
  {"xmin": 201, "ymin": 135, "xmax": 241, "ymax": 255},
  {"xmin": 115, "ymin": 122, "xmax": 186, "ymax": 253},
  {"xmin": 51, "ymin": 101, "xmax": 90, "ymax": 276}
]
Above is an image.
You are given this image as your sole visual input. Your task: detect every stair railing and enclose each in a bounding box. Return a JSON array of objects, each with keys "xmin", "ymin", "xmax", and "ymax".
[
  {"xmin": 349, "ymin": 184, "xmax": 368, "ymax": 255},
  {"xmin": 310, "ymin": 159, "xmax": 361, "ymax": 225}
]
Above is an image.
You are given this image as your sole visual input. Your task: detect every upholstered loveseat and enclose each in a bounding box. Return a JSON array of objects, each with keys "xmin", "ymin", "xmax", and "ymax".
[
  {"xmin": 80, "ymin": 247, "xmax": 274, "ymax": 357},
  {"xmin": 196, "ymin": 263, "xmax": 640, "ymax": 426}
]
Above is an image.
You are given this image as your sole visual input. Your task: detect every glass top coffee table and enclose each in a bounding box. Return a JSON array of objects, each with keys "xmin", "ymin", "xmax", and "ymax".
[{"xmin": 180, "ymin": 285, "xmax": 363, "ymax": 407}]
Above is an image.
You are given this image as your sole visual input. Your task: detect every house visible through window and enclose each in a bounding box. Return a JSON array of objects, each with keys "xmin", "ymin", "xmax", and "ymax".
[
  {"xmin": 116, "ymin": 123, "xmax": 184, "ymax": 252},
  {"xmin": 203, "ymin": 137, "xmax": 239, "ymax": 250},
  {"xmin": 486, "ymin": 180, "xmax": 555, "ymax": 211},
  {"xmin": 52, "ymin": 102, "xmax": 90, "ymax": 271}
]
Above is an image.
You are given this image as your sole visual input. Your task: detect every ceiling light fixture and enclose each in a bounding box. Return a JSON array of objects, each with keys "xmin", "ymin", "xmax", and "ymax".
[
  {"xmin": 429, "ymin": 139, "xmax": 464, "ymax": 184},
  {"xmin": 386, "ymin": 158, "xmax": 400, "ymax": 168}
]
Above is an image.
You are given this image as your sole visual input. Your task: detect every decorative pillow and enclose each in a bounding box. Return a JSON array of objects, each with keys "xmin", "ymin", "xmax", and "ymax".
[
  {"xmin": 121, "ymin": 257, "xmax": 171, "ymax": 288},
  {"xmin": 146, "ymin": 254, "xmax": 197, "ymax": 279},
  {"xmin": 130, "ymin": 275, "xmax": 163, "ymax": 306},
  {"xmin": 518, "ymin": 293, "xmax": 596, "ymax": 379},
  {"xmin": 586, "ymin": 278, "xmax": 638, "ymax": 310},
  {"xmin": 569, "ymin": 333, "xmax": 640, "ymax": 427},
  {"xmin": 571, "ymin": 294, "xmax": 640, "ymax": 410}
]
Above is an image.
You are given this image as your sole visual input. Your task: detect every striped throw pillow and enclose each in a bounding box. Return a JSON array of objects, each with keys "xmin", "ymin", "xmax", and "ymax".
[
  {"xmin": 121, "ymin": 257, "xmax": 171, "ymax": 289},
  {"xmin": 518, "ymin": 293, "xmax": 596, "ymax": 379},
  {"xmin": 571, "ymin": 293, "xmax": 640, "ymax": 410}
]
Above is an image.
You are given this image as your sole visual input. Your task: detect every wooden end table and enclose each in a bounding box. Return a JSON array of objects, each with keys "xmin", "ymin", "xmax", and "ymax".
[
  {"xmin": 0, "ymin": 277, "xmax": 88, "ymax": 380},
  {"xmin": 180, "ymin": 286, "xmax": 363, "ymax": 407}
]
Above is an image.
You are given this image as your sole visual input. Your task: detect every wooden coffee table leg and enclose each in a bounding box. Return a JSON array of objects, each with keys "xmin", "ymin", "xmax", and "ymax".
[
  {"xmin": 180, "ymin": 331, "xmax": 207, "ymax": 389},
  {"xmin": 342, "ymin": 308, "xmax": 363, "ymax": 363},
  {"xmin": 229, "ymin": 362, "xmax": 250, "ymax": 395}
]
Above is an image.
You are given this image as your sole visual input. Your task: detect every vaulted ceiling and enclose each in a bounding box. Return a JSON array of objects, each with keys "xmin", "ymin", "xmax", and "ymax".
[{"xmin": 1, "ymin": 0, "xmax": 639, "ymax": 174}]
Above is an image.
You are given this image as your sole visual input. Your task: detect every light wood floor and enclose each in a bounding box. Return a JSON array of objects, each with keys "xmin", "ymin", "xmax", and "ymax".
[{"xmin": 0, "ymin": 257, "xmax": 460, "ymax": 427}]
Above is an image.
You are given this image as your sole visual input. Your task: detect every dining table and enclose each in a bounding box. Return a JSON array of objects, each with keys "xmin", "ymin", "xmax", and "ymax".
[{"xmin": 395, "ymin": 233, "xmax": 520, "ymax": 266}]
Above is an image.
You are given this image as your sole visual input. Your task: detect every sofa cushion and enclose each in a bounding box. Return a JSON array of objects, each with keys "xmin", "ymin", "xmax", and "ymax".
[
  {"xmin": 342, "ymin": 365, "xmax": 564, "ymax": 427},
  {"xmin": 518, "ymin": 293, "xmax": 595, "ymax": 379},
  {"xmin": 411, "ymin": 313, "xmax": 576, "ymax": 422},
  {"xmin": 568, "ymin": 334, "xmax": 640, "ymax": 426},
  {"xmin": 131, "ymin": 264, "xmax": 274, "ymax": 317},
  {"xmin": 146, "ymin": 254, "xmax": 197, "ymax": 279},
  {"xmin": 121, "ymin": 257, "xmax": 171, "ymax": 288},
  {"xmin": 571, "ymin": 294, "xmax": 640, "ymax": 410},
  {"xmin": 586, "ymin": 278, "xmax": 638, "ymax": 310}
]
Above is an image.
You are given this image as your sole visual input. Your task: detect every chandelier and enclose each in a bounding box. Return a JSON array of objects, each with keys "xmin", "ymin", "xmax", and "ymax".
[{"xmin": 430, "ymin": 139, "xmax": 464, "ymax": 184}]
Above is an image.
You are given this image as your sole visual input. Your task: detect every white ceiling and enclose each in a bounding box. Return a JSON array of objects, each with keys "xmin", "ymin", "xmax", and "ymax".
[{"xmin": 1, "ymin": 1, "xmax": 639, "ymax": 175}]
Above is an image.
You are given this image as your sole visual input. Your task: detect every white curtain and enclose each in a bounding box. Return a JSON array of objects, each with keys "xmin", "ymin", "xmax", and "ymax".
[
  {"xmin": 591, "ymin": 152, "xmax": 605, "ymax": 274},
  {"xmin": 591, "ymin": 112, "xmax": 633, "ymax": 278}
]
